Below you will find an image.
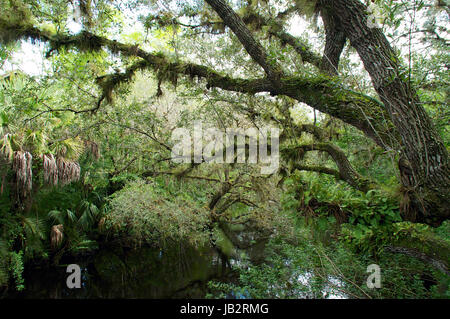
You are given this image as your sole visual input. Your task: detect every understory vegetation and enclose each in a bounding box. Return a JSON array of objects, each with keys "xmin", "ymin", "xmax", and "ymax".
[{"xmin": 0, "ymin": 0, "xmax": 449, "ymax": 298}]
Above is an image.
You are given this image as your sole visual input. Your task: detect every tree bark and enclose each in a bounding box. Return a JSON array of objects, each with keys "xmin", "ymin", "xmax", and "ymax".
[
  {"xmin": 325, "ymin": 0, "xmax": 450, "ymax": 225},
  {"xmin": 205, "ymin": 0, "xmax": 283, "ymax": 87},
  {"xmin": 319, "ymin": 4, "xmax": 347, "ymax": 75},
  {"xmin": 4, "ymin": 1, "xmax": 449, "ymax": 225}
]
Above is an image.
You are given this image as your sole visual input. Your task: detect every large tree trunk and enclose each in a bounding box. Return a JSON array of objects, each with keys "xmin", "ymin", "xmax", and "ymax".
[
  {"xmin": 326, "ymin": 0, "xmax": 450, "ymax": 225},
  {"xmin": 319, "ymin": 5, "xmax": 347, "ymax": 75}
]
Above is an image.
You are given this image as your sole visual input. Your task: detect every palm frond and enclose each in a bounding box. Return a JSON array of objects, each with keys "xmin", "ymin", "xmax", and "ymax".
[
  {"xmin": 48, "ymin": 209, "xmax": 65, "ymax": 224},
  {"xmin": 21, "ymin": 216, "xmax": 46, "ymax": 240},
  {"xmin": 48, "ymin": 208, "xmax": 77, "ymax": 226},
  {"xmin": 24, "ymin": 129, "xmax": 47, "ymax": 154},
  {"xmin": 66, "ymin": 209, "xmax": 77, "ymax": 224},
  {"xmin": 78, "ymin": 200, "xmax": 99, "ymax": 230},
  {"xmin": 0, "ymin": 133, "xmax": 13, "ymax": 160},
  {"xmin": 52, "ymin": 137, "xmax": 85, "ymax": 160}
]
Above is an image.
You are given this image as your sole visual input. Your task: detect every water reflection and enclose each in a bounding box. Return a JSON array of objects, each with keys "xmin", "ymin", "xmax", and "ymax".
[{"xmin": 8, "ymin": 244, "xmax": 227, "ymax": 299}]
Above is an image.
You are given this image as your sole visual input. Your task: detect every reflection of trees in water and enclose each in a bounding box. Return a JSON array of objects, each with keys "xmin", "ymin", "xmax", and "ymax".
[
  {"xmin": 13, "ymin": 244, "xmax": 229, "ymax": 298},
  {"xmin": 10, "ymin": 219, "xmax": 272, "ymax": 299}
]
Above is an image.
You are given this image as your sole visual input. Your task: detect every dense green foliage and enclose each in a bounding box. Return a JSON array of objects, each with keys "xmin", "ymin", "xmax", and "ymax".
[{"xmin": 0, "ymin": 0, "xmax": 448, "ymax": 298}]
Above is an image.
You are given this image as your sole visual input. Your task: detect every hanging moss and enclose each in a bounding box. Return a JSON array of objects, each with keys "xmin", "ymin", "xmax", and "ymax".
[
  {"xmin": 0, "ymin": 0, "xmax": 35, "ymax": 44},
  {"xmin": 96, "ymin": 59, "xmax": 150, "ymax": 103}
]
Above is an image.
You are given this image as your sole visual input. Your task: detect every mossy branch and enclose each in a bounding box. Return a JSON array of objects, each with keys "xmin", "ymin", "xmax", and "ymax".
[
  {"xmin": 0, "ymin": 21, "xmax": 398, "ymax": 150},
  {"xmin": 284, "ymin": 142, "xmax": 377, "ymax": 193}
]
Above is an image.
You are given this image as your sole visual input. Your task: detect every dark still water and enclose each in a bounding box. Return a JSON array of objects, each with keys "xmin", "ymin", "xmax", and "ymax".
[{"xmin": 5, "ymin": 245, "xmax": 229, "ymax": 299}]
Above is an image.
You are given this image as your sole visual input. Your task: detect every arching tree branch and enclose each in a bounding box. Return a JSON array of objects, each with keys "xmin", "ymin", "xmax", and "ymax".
[
  {"xmin": 204, "ymin": 0, "xmax": 283, "ymax": 87},
  {"xmin": 318, "ymin": 3, "xmax": 347, "ymax": 75},
  {"xmin": 284, "ymin": 142, "xmax": 376, "ymax": 193}
]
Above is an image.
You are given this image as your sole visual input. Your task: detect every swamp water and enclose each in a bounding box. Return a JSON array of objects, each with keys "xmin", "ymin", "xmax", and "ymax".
[{"xmin": 7, "ymin": 245, "xmax": 230, "ymax": 299}]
